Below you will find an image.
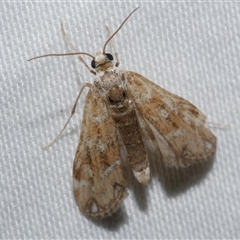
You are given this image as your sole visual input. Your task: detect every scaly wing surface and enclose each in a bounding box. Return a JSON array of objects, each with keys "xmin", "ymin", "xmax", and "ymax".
[
  {"xmin": 126, "ymin": 71, "xmax": 216, "ymax": 167},
  {"xmin": 73, "ymin": 89, "xmax": 127, "ymax": 218}
]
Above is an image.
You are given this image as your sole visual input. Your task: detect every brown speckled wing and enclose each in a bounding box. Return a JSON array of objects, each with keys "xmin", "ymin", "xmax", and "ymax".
[
  {"xmin": 73, "ymin": 89, "xmax": 127, "ymax": 218},
  {"xmin": 126, "ymin": 71, "xmax": 216, "ymax": 167}
]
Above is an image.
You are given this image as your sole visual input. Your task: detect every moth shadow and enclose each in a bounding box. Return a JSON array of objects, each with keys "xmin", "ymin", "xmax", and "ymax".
[
  {"xmin": 89, "ymin": 206, "xmax": 129, "ymax": 231},
  {"xmin": 131, "ymin": 179, "xmax": 148, "ymax": 212},
  {"xmin": 123, "ymin": 162, "xmax": 149, "ymax": 213},
  {"xmin": 150, "ymin": 149, "xmax": 215, "ymax": 196}
]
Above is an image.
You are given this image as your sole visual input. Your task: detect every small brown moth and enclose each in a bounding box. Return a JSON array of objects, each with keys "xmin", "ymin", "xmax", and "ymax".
[{"xmin": 29, "ymin": 7, "xmax": 216, "ymax": 218}]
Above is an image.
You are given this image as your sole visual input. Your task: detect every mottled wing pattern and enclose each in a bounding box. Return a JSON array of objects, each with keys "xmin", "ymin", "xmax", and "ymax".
[
  {"xmin": 127, "ymin": 71, "xmax": 216, "ymax": 167},
  {"xmin": 73, "ymin": 89, "xmax": 127, "ymax": 218}
]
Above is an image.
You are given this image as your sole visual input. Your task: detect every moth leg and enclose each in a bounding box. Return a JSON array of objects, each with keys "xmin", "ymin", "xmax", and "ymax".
[
  {"xmin": 206, "ymin": 121, "xmax": 229, "ymax": 128},
  {"xmin": 105, "ymin": 26, "xmax": 120, "ymax": 67},
  {"xmin": 42, "ymin": 83, "xmax": 92, "ymax": 149},
  {"xmin": 61, "ymin": 23, "xmax": 96, "ymax": 75}
]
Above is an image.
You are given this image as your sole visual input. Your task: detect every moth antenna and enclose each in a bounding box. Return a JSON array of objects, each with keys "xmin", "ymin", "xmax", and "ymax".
[
  {"xmin": 102, "ymin": 7, "xmax": 139, "ymax": 54},
  {"xmin": 28, "ymin": 52, "xmax": 95, "ymax": 62}
]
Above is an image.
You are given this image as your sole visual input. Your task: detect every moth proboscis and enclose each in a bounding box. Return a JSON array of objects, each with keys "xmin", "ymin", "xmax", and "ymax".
[{"xmin": 29, "ymin": 7, "xmax": 217, "ymax": 219}]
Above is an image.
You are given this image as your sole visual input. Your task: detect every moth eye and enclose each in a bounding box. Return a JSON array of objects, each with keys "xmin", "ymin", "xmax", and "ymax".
[
  {"xmin": 91, "ymin": 60, "xmax": 96, "ymax": 69},
  {"xmin": 106, "ymin": 53, "xmax": 113, "ymax": 61}
]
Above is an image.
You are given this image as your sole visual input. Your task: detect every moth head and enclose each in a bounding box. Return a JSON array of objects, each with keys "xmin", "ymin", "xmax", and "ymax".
[
  {"xmin": 91, "ymin": 52, "xmax": 114, "ymax": 71},
  {"xmin": 91, "ymin": 7, "xmax": 139, "ymax": 72}
]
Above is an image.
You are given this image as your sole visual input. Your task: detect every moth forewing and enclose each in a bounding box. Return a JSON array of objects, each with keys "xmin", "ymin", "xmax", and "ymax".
[
  {"xmin": 126, "ymin": 71, "xmax": 217, "ymax": 167},
  {"xmin": 73, "ymin": 90, "xmax": 128, "ymax": 218}
]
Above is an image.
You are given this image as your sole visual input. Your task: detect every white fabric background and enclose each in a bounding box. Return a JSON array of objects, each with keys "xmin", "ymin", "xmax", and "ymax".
[{"xmin": 1, "ymin": 1, "xmax": 240, "ymax": 239}]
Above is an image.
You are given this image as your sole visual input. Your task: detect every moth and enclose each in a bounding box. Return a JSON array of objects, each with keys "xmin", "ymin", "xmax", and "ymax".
[{"xmin": 29, "ymin": 7, "xmax": 216, "ymax": 218}]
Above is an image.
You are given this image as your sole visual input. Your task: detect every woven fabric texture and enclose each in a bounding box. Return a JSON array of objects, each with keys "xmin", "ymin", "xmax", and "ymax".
[{"xmin": 1, "ymin": 2, "xmax": 240, "ymax": 239}]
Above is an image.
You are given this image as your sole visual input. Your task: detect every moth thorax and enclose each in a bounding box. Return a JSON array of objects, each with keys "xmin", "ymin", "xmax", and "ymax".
[{"xmin": 109, "ymin": 85, "xmax": 125, "ymax": 102}]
